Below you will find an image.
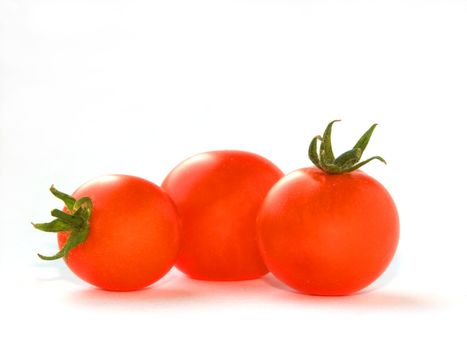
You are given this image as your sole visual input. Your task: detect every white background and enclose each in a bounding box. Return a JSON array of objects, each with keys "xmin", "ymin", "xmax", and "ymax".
[{"xmin": 1, "ymin": 0, "xmax": 466, "ymax": 348}]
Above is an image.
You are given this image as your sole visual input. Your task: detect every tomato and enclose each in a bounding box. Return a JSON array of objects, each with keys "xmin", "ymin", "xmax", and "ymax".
[
  {"xmin": 34, "ymin": 175, "xmax": 180, "ymax": 291},
  {"xmin": 162, "ymin": 150, "xmax": 284, "ymax": 281},
  {"xmin": 257, "ymin": 121, "xmax": 399, "ymax": 295}
]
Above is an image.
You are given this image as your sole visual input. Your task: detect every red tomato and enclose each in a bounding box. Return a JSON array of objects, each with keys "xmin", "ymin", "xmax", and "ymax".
[
  {"xmin": 162, "ymin": 151, "xmax": 284, "ymax": 281},
  {"xmin": 257, "ymin": 121, "xmax": 399, "ymax": 295},
  {"xmin": 36, "ymin": 175, "xmax": 180, "ymax": 291}
]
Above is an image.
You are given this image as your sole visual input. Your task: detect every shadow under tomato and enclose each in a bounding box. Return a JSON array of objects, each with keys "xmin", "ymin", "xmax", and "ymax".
[
  {"xmin": 259, "ymin": 251, "xmax": 438, "ymax": 310},
  {"xmin": 67, "ymin": 269, "xmax": 438, "ymax": 311},
  {"xmin": 261, "ymin": 273, "xmax": 439, "ymax": 311},
  {"xmin": 67, "ymin": 269, "xmax": 281, "ymax": 309},
  {"xmin": 69, "ymin": 285, "xmax": 196, "ymax": 309},
  {"xmin": 50, "ymin": 253, "xmax": 439, "ymax": 312},
  {"xmin": 67, "ymin": 271, "xmax": 197, "ymax": 309}
]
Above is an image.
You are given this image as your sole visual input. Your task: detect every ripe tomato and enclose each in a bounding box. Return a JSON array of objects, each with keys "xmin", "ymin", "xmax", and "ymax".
[
  {"xmin": 257, "ymin": 121, "xmax": 399, "ymax": 295},
  {"xmin": 162, "ymin": 151, "xmax": 284, "ymax": 281},
  {"xmin": 35, "ymin": 175, "xmax": 180, "ymax": 291}
]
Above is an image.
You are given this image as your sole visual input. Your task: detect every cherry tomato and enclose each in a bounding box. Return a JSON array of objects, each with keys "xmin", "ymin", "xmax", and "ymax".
[
  {"xmin": 257, "ymin": 121, "xmax": 399, "ymax": 295},
  {"xmin": 162, "ymin": 151, "xmax": 284, "ymax": 281},
  {"xmin": 35, "ymin": 175, "xmax": 180, "ymax": 291}
]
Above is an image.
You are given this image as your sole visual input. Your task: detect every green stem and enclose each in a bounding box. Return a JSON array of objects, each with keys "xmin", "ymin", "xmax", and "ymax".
[
  {"xmin": 308, "ymin": 120, "xmax": 386, "ymax": 174},
  {"xmin": 32, "ymin": 187, "xmax": 92, "ymax": 260}
]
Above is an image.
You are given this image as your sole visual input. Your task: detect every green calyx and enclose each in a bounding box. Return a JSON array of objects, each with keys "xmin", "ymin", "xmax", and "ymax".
[
  {"xmin": 32, "ymin": 186, "xmax": 93, "ymax": 260},
  {"xmin": 308, "ymin": 120, "xmax": 386, "ymax": 174}
]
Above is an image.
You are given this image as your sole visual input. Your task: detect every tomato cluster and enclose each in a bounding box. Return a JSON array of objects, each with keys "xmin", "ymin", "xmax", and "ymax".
[{"xmin": 34, "ymin": 121, "xmax": 399, "ymax": 295}]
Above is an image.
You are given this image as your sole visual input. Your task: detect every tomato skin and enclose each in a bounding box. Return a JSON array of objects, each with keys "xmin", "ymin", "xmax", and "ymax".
[
  {"xmin": 257, "ymin": 167, "xmax": 399, "ymax": 296},
  {"xmin": 58, "ymin": 175, "xmax": 180, "ymax": 291},
  {"xmin": 162, "ymin": 151, "xmax": 284, "ymax": 281}
]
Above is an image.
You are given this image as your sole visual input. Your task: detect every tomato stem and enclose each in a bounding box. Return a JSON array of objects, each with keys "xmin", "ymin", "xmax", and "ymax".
[
  {"xmin": 308, "ymin": 121, "xmax": 386, "ymax": 174},
  {"xmin": 32, "ymin": 186, "xmax": 93, "ymax": 260}
]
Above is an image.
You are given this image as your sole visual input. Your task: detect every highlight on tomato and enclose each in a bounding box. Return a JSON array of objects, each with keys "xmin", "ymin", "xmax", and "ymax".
[
  {"xmin": 257, "ymin": 121, "xmax": 399, "ymax": 296},
  {"xmin": 33, "ymin": 175, "xmax": 180, "ymax": 291},
  {"xmin": 162, "ymin": 150, "xmax": 284, "ymax": 281}
]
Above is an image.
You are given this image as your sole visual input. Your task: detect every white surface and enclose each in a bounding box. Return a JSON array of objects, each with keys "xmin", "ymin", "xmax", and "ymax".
[{"xmin": 1, "ymin": 0, "xmax": 466, "ymax": 349}]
